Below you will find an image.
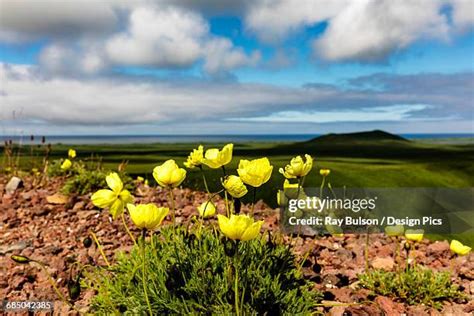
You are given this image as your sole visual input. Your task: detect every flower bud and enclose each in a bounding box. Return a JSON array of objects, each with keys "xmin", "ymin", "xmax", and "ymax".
[
  {"xmin": 83, "ymin": 236, "xmax": 92, "ymax": 248},
  {"xmin": 11, "ymin": 255, "xmax": 31, "ymax": 264},
  {"xmin": 222, "ymin": 175, "xmax": 248, "ymax": 198}
]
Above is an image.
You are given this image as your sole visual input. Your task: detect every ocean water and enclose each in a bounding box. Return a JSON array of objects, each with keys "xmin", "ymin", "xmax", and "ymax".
[{"xmin": 0, "ymin": 134, "xmax": 472, "ymax": 145}]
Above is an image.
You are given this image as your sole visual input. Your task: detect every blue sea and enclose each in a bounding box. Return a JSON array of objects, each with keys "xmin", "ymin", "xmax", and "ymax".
[{"xmin": 0, "ymin": 134, "xmax": 472, "ymax": 145}]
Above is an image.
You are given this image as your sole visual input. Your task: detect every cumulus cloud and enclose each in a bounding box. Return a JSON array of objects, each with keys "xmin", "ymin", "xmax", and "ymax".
[
  {"xmin": 106, "ymin": 7, "xmax": 207, "ymax": 68},
  {"xmin": 244, "ymin": 0, "xmax": 472, "ymax": 62},
  {"xmin": 38, "ymin": 43, "xmax": 107, "ymax": 76},
  {"xmin": 245, "ymin": 0, "xmax": 346, "ymax": 43},
  {"xmin": 203, "ymin": 38, "xmax": 260, "ymax": 73},
  {"xmin": 2, "ymin": 0, "xmax": 472, "ymax": 67},
  {"xmin": 314, "ymin": 0, "xmax": 450, "ymax": 61},
  {"xmin": 34, "ymin": 5, "xmax": 259, "ymax": 75},
  {"xmin": 450, "ymin": 0, "xmax": 474, "ymax": 31}
]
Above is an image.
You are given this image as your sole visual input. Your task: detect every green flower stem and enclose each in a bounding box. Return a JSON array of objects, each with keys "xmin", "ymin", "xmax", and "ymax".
[
  {"xmin": 365, "ymin": 228, "xmax": 370, "ymax": 271},
  {"xmin": 234, "ymin": 265, "xmax": 240, "ymax": 316},
  {"xmin": 90, "ymin": 231, "xmax": 110, "ymax": 267},
  {"xmin": 224, "ymin": 191, "xmax": 230, "ymax": 217},
  {"xmin": 168, "ymin": 188, "xmax": 176, "ymax": 228},
  {"xmin": 141, "ymin": 230, "xmax": 153, "ymax": 316},
  {"xmin": 251, "ymin": 187, "xmax": 257, "ymax": 215},
  {"xmin": 36, "ymin": 261, "xmax": 69, "ymax": 305},
  {"xmin": 233, "ymin": 245, "xmax": 240, "ymax": 316},
  {"xmin": 221, "ymin": 165, "xmax": 227, "ymax": 176},
  {"xmin": 394, "ymin": 237, "xmax": 400, "ymax": 272},
  {"xmin": 320, "ymin": 176, "xmax": 326, "ymax": 198},
  {"xmin": 121, "ymin": 213, "xmax": 137, "ymax": 246},
  {"xmin": 199, "ymin": 166, "xmax": 210, "ymax": 194}
]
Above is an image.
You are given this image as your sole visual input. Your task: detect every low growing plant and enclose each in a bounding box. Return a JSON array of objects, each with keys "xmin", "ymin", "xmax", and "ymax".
[
  {"xmin": 358, "ymin": 264, "xmax": 467, "ymax": 309},
  {"xmin": 85, "ymin": 226, "xmax": 319, "ymax": 315}
]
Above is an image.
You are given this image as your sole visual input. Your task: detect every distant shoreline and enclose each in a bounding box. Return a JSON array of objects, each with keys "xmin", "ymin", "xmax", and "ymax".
[{"xmin": 1, "ymin": 133, "xmax": 473, "ymax": 145}]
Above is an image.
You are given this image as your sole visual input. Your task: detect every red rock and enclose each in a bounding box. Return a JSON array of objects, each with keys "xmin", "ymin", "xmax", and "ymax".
[
  {"xmin": 328, "ymin": 306, "xmax": 345, "ymax": 316},
  {"xmin": 371, "ymin": 257, "xmax": 394, "ymax": 270},
  {"xmin": 427, "ymin": 241, "xmax": 450, "ymax": 255},
  {"xmin": 375, "ymin": 296, "xmax": 404, "ymax": 315}
]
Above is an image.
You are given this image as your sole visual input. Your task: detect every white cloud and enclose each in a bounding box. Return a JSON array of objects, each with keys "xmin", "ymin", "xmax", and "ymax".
[
  {"xmin": 450, "ymin": 0, "xmax": 474, "ymax": 31},
  {"xmin": 34, "ymin": 5, "xmax": 259, "ymax": 74},
  {"xmin": 245, "ymin": 0, "xmax": 346, "ymax": 43},
  {"xmin": 106, "ymin": 7, "xmax": 207, "ymax": 68},
  {"xmin": 315, "ymin": 0, "xmax": 450, "ymax": 61},
  {"xmin": 203, "ymin": 38, "xmax": 260, "ymax": 74},
  {"xmin": 38, "ymin": 43, "xmax": 107, "ymax": 75},
  {"xmin": 244, "ymin": 0, "xmax": 471, "ymax": 62}
]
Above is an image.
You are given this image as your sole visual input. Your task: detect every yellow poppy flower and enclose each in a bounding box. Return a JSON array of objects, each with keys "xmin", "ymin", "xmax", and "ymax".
[
  {"xmin": 320, "ymin": 169, "xmax": 330, "ymax": 177},
  {"xmin": 404, "ymin": 229, "xmax": 424, "ymax": 242},
  {"xmin": 153, "ymin": 160, "xmax": 186, "ymax": 188},
  {"xmin": 222, "ymin": 175, "xmax": 248, "ymax": 198},
  {"xmin": 197, "ymin": 201, "xmax": 216, "ymax": 218},
  {"xmin": 450, "ymin": 240, "xmax": 471, "ymax": 256},
  {"xmin": 91, "ymin": 172, "xmax": 134, "ymax": 219},
  {"xmin": 202, "ymin": 143, "xmax": 233, "ymax": 169},
  {"xmin": 68, "ymin": 149, "xmax": 76, "ymax": 159},
  {"xmin": 61, "ymin": 159, "xmax": 72, "ymax": 170},
  {"xmin": 127, "ymin": 203, "xmax": 169, "ymax": 230},
  {"xmin": 237, "ymin": 157, "xmax": 273, "ymax": 188},
  {"xmin": 217, "ymin": 214, "xmax": 263, "ymax": 241},
  {"xmin": 184, "ymin": 145, "xmax": 204, "ymax": 169},
  {"xmin": 385, "ymin": 225, "xmax": 404, "ymax": 237},
  {"xmin": 279, "ymin": 154, "xmax": 313, "ymax": 179}
]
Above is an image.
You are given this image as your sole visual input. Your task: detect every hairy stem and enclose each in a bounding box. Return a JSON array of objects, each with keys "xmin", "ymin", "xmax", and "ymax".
[
  {"xmin": 121, "ymin": 213, "xmax": 136, "ymax": 246},
  {"xmin": 141, "ymin": 230, "xmax": 153, "ymax": 316},
  {"xmin": 90, "ymin": 231, "xmax": 110, "ymax": 267}
]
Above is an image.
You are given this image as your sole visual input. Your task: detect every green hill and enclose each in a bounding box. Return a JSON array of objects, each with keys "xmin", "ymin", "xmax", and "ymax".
[
  {"xmin": 307, "ymin": 130, "xmax": 408, "ymax": 143},
  {"xmin": 273, "ymin": 130, "xmax": 474, "ymax": 160}
]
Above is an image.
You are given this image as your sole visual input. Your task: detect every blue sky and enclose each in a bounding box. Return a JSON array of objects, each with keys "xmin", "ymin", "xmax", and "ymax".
[{"xmin": 0, "ymin": 0, "xmax": 473, "ymax": 135}]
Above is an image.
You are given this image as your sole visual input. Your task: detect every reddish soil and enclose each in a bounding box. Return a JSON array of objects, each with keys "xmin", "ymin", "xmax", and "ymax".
[{"xmin": 1, "ymin": 175, "xmax": 473, "ymax": 315}]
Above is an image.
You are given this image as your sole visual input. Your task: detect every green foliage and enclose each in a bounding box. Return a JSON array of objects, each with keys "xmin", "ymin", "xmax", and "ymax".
[
  {"xmin": 85, "ymin": 226, "xmax": 319, "ymax": 315},
  {"xmin": 46, "ymin": 158, "xmax": 133, "ymax": 195},
  {"xmin": 358, "ymin": 265, "xmax": 467, "ymax": 309},
  {"xmin": 61, "ymin": 169, "xmax": 108, "ymax": 195}
]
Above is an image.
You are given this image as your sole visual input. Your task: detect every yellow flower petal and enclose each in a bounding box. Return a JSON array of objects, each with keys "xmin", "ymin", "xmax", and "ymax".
[
  {"xmin": 106, "ymin": 172, "xmax": 123, "ymax": 193},
  {"xmin": 241, "ymin": 220, "xmax": 263, "ymax": 241},
  {"xmin": 405, "ymin": 229, "xmax": 424, "ymax": 242},
  {"xmin": 60, "ymin": 159, "xmax": 72, "ymax": 170},
  {"xmin": 128, "ymin": 203, "xmax": 169, "ymax": 230},
  {"xmin": 197, "ymin": 202, "xmax": 216, "ymax": 218},
  {"xmin": 119, "ymin": 189, "xmax": 134, "ymax": 204},
  {"xmin": 237, "ymin": 157, "xmax": 273, "ymax": 188},
  {"xmin": 222, "ymin": 175, "xmax": 248, "ymax": 198},
  {"xmin": 109, "ymin": 198, "xmax": 124, "ymax": 219},
  {"xmin": 218, "ymin": 214, "xmax": 262, "ymax": 241},
  {"xmin": 153, "ymin": 160, "xmax": 186, "ymax": 188},
  {"xmin": 385, "ymin": 225, "xmax": 404, "ymax": 237},
  {"xmin": 91, "ymin": 189, "xmax": 116, "ymax": 208},
  {"xmin": 450, "ymin": 240, "xmax": 471, "ymax": 256},
  {"xmin": 203, "ymin": 144, "xmax": 233, "ymax": 169},
  {"xmin": 68, "ymin": 149, "xmax": 76, "ymax": 159}
]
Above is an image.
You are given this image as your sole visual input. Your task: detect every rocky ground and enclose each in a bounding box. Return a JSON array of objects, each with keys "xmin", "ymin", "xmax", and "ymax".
[{"xmin": 1, "ymin": 175, "xmax": 473, "ymax": 315}]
